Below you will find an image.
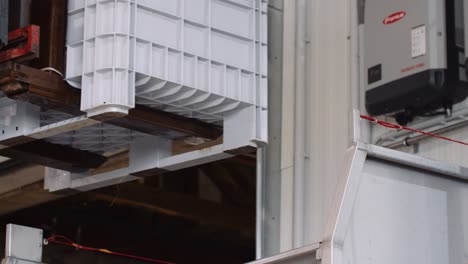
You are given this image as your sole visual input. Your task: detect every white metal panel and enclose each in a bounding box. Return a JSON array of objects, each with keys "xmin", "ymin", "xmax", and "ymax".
[
  {"xmin": 340, "ymin": 158, "xmax": 467, "ymax": 264},
  {"xmin": 321, "ymin": 144, "xmax": 468, "ymax": 264},
  {"xmin": 261, "ymin": 0, "xmax": 286, "ymax": 258},
  {"xmin": 4, "ymin": 224, "xmax": 43, "ymax": 262},
  {"xmin": 301, "ymin": 0, "xmax": 353, "ymax": 247},
  {"xmin": 0, "ymin": 100, "xmax": 40, "ymax": 142},
  {"xmin": 257, "ymin": 144, "xmax": 468, "ymax": 264},
  {"xmin": 262, "ymin": 0, "xmax": 356, "ymax": 256}
]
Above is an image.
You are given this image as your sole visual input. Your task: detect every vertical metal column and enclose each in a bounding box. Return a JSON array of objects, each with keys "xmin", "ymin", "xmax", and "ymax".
[{"xmin": 260, "ymin": 0, "xmax": 287, "ymax": 258}]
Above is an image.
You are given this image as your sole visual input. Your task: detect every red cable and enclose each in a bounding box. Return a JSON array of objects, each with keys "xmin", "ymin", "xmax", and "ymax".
[
  {"xmin": 47, "ymin": 235, "xmax": 175, "ymax": 264},
  {"xmin": 360, "ymin": 114, "xmax": 468, "ymax": 146}
]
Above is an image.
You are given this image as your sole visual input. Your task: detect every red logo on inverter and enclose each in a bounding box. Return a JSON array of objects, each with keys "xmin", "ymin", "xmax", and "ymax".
[{"xmin": 383, "ymin": 11, "xmax": 406, "ymax": 25}]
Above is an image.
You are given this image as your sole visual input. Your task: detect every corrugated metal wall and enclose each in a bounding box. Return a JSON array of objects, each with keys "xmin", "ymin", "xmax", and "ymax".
[
  {"xmin": 301, "ymin": 0, "xmax": 353, "ymax": 247},
  {"xmin": 262, "ymin": 0, "xmax": 356, "ymax": 258}
]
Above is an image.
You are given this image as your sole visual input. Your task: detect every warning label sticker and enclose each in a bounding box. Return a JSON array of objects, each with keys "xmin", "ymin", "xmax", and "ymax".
[{"xmin": 411, "ymin": 25, "xmax": 426, "ymax": 58}]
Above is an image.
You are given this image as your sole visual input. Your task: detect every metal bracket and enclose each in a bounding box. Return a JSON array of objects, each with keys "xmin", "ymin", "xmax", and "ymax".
[
  {"xmin": 374, "ymin": 107, "xmax": 468, "ymax": 147},
  {"xmin": 0, "ymin": 99, "xmax": 40, "ymax": 144}
]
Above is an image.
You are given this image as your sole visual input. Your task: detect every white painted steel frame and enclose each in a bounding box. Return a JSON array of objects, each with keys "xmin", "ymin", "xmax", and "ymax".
[
  {"xmin": 45, "ymin": 133, "xmax": 238, "ymax": 192},
  {"xmin": 0, "ymin": 100, "xmax": 260, "ymax": 192}
]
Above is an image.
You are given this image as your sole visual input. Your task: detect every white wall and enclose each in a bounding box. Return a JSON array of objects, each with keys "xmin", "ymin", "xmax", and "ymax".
[
  {"xmin": 262, "ymin": 0, "xmax": 356, "ymax": 258},
  {"xmin": 301, "ymin": 0, "xmax": 354, "ymax": 247}
]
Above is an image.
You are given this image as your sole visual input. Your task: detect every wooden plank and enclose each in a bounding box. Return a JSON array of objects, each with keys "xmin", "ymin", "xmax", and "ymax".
[
  {"xmin": 30, "ymin": 0, "xmax": 67, "ymax": 72},
  {"xmin": 89, "ymin": 151, "xmax": 129, "ymax": 175},
  {"xmin": 125, "ymin": 106, "xmax": 221, "ymax": 139},
  {"xmin": 172, "ymin": 136, "xmax": 223, "ymax": 155},
  {"xmin": 0, "ymin": 63, "xmax": 82, "ymax": 115},
  {"xmin": 0, "ymin": 181, "xmax": 63, "ymax": 216},
  {"xmin": 0, "ymin": 165, "xmax": 44, "ymax": 194},
  {"xmin": 0, "ymin": 140, "xmax": 107, "ymax": 171},
  {"xmin": 0, "ymin": 165, "xmax": 64, "ymax": 216}
]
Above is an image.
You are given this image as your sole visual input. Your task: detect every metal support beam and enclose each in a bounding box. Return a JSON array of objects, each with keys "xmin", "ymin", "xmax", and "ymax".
[
  {"xmin": 260, "ymin": 0, "xmax": 292, "ymax": 258},
  {"xmin": 45, "ymin": 136, "xmax": 236, "ymax": 192}
]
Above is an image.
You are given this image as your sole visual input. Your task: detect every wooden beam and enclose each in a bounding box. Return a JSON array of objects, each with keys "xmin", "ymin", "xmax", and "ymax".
[
  {"xmin": 94, "ymin": 183, "xmax": 254, "ymax": 234},
  {"xmin": 172, "ymin": 136, "xmax": 223, "ymax": 155},
  {"xmin": 30, "ymin": 0, "xmax": 67, "ymax": 72},
  {"xmin": 0, "ymin": 63, "xmax": 223, "ymax": 140},
  {"xmin": 0, "ymin": 181, "xmax": 63, "ymax": 216},
  {"xmin": 0, "ymin": 62, "xmax": 82, "ymax": 115},
  {"xmin": 110, "ymin": 106, "xmax": 222, "ymax": 140},
  {"xmin": 0, "ymin": 140, "xmax": 107, "ymax": 171},
  {"xmin": 89, "ymin": 150, "xmax": 129, "ymax": 175},
  {"xmin": 0, "ymin": 165, "xmax": 63, "ymax": 216},
  {"xmin": 0, "ymin": 165, "xmax": 44, "ymax": 193}
]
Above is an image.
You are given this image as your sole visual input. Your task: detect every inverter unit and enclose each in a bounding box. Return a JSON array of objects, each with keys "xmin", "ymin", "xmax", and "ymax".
[{"xmin": 364, "ymin": 0, "xmax": 468, "ymax": 124}]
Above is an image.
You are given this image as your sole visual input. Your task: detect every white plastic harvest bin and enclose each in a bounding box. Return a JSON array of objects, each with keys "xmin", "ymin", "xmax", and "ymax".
[{"xmin": 66, "ymin": 0, "xmax": 268, "ymax": 135}]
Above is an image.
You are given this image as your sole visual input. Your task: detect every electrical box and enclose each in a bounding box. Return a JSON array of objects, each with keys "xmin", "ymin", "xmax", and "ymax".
[
  {"xmin": 3, "ymin": 224, "xmax": 44, "ymax": 264},
  {"xmin": 364, "ymin": 0, "xmax": 468, "ymax": 124}
]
